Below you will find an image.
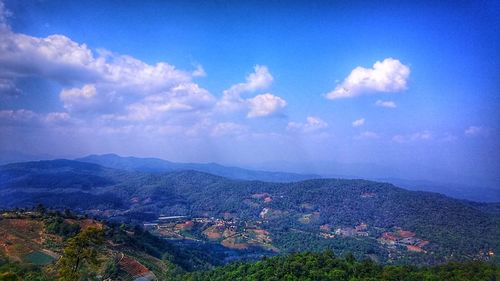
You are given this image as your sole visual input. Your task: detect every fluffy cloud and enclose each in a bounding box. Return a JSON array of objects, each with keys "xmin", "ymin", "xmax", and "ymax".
[
  {"xmin": 217, "ymin": 66, "xmax": 287, "ymax": 118},
  {"xmin": 0, "ymin": 16, "xmax": 207, "ymax": 115},
  {"xmin": 218, "ymin": 65, "xmax": 277, "ymax": 113},
  {"xmin": 119, "ymin": 83, "xmax": 215, "ymax": 121},
  {"xmin": 287, "ymin": 116, "xmax": 328, "ymax": 133},
  {"xmin": 59, "ymin": 84, "xmax": 98, "ymax": 111},
  {"xmin": 352, "ymin": 118, "xmax": 365, "ymax": 127},
  {"xmin": 375, "ymin": 100, "xmax": 397, "ymax": 108},
  {"xmin": 0, "ymin": 31, "xmax": 194, "ymax": 90},
  {"xmin": 326, "ymin": 58, "xmax": 410, "ymax": 99},
  {"xmin": 224, "ymin": 65, "xmax": 273, "ymax": 96},
  {"xmin": 0, "ymin": 2, "xmax": 289, "ymax": 145},
  {"xmin": 464, "ymin": 126, "xmax": 488, "ymax": 137},
  {"xmin": 247, "ymin": 93, "xmax": 287, "ymax": 118}
]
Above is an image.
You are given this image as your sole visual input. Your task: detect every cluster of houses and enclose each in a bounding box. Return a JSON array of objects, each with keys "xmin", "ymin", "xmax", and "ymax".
[
  {"xmin": 378, "ymin": 228, "xmax": 429, "ymax": 253},
  {"xmin": 319, "ymin": 223, "xmax": 370, "ymax": 239}
]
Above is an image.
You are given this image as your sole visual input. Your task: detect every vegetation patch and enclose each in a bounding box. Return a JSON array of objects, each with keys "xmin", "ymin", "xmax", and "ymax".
[{"xmin": 23, "ymin": 251, "xmax": 55, "ymax": 265}]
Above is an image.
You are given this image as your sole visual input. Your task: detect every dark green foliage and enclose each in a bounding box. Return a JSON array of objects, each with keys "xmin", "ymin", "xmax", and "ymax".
[
  {"xmin": 186, "ymin": 251, "xmax": 500, "ymax": 281},
  {"xmin": 0, "ymin": 253, "xmax": 50, "ymax": 281},
  {"xmin": 44, "ymin": 216, "xmax": 80, "ymax": 238},
  {"xmin": 103, "ymin": 222, "xmax": 220, "ymax": 271},
  {"xmin": 56, "ymin": 227, "xmax": 104, "ymax": 281}
]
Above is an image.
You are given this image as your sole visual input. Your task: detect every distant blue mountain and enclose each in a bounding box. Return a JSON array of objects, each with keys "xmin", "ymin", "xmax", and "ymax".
[{"xmin": 76, "ymin": 154, "xmax": 320, "ymax": 182}]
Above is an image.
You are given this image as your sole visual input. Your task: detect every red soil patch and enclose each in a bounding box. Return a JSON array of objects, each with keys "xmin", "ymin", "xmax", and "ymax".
[
  {"xmin": 0, "ymin": 219, "xmax": 46, "ymax": 260},
  {"xmin": 79, "ymin": 219, "xmax": 103, "ymax": 230},
  {"xmin": 320, "ymin": 224, "xmax": 331, "ymax": 232},
  {"xmin": 253, "ymin": 229, "xmax": 269, "ymax": 235},
  {"xmin": 251, "ymin": 193, "xmax": 270, "ymax": 199},
  {"xmin": 119, "ymin": 255, "xmax": 150, "ymax": 277},
  {"xmin": 397, "ymin": 230, "xmax": 415, "ymax": 238},
  {"xmin": 407, "ymin": 245, "xmax": 425, "ymax": 253},
  {"xmin": 175, "ymin": 221, "xmax": 194, "ymax": 230},
  {"xmin": 203, "ymin": 227, "xmax": 222, "ymax": 239},
  {"xmin": 221, "ymin": 238, "xmax": 249, "ymax": 250},
  {"xmin": 382, "ymin": 232, "xmax": 397, "ymax": 241},
  {"xmin": 418, "ymin": 240, "xmax": 430, "ymax": 247}
]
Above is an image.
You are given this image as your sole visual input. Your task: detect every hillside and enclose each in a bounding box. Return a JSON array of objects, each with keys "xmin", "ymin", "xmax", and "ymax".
[
  {"xmin": 0, "ymin": 160, "xmax": 499, "ymax": 265},
  {"xmin": 0, "ymin": 209, "xmax": 222, "ymax": 280}
]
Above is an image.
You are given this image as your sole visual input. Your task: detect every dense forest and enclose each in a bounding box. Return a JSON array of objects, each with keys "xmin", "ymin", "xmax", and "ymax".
[{"xmin": 186, "ymin": 252, "xmax": 500, "ymax": 281}]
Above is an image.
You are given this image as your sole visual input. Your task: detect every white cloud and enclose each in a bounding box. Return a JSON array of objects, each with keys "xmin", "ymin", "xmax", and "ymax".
[
  {"xmin": 0, "ymin": 31, "xmax": 194, "ymax": 90},
  {"xmin": 326, "ymin": 58, "xmax": 410, "ymax": 99},
  {"xmin": 0, "ymin": 109, "xmax": 72, "ymax": 126},
  {"xmin": 247, "ymin": 93, "xmax": 287, "ymax": 118},
  {"xmin": 120, "ymin": 83, "xmax": 215, "ymax": 121},
  {"xmin": 392, "ymin": 130, "xmax": 433, "ymax": 143},
  {"xmin": 355, "ymin": 131, "xmax": 380, "ymax": 140},
  {"xmin": 0, "ymin": 19, "xmax": 207, "ymax": 115},
  {"xmin": 0, "ymin": 78, "xmax": 21, "ymax": 95},
  {"xmin": 352, "ymin": 118, "xmax": 365, "ymax": 127},
  {"xmin": 224, "ymin": 65, "xmax": 273, "ymax": 96},
  {"xmin": 44, "ymin": 112, "xmax": 71, "ymax": 124},
  {"xmin": 287, "ymin": 116, "xmax": 328, "ymax": 133},
  {"xmin": 212, "ymin": 122, "xmax": 247, "ymax": 137},
  {"xmin": 0, "ymin": 3, "xmax": 290, "ymax": 142},
  {"xmin": 59, "ymin": 84, "xmax": 98, "ymax": 111},
  {"xmin": 217, "ymin": 65, "xmax": 274, "ymax": 113},
  {"xmin": 465, "ymin": 126, "xmax": 488, "ymax": 137},
  {"xmin": 0, "ymin": 1, "xmax": 13, "ymax": 30},
  {"xmin": 375, "ymin": 100, "xmax": 397, "ymax": 108},
  {"xmin": 0, "ymin": 109, "xmax": 37, "ymax": 124},
  {"xmin": 216, "ymin": 66, "xmax": 286, "ymax": 118}
]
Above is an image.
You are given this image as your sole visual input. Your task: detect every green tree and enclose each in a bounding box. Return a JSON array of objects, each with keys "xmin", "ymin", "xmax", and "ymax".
[{"xmin": 56, "ymin": 227, "xmax": 104, "ymax": 281}]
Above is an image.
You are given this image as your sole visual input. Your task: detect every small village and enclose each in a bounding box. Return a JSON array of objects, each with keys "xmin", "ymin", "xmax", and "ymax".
[
  {"xmin": 318, "ymin": 222, "xmax": 430, "ymax": 254},
  {"xmin": 143, "ymin": 214, "xmax": 276, "ymax": 251},
  {"xmin": 377, "ymin": 228, "xmax": 429, "ymax": 253}
]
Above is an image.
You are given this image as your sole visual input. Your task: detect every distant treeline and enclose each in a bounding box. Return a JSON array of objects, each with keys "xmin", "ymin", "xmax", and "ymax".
[{"xmin": 184, "ymin": 251, "xmax": 500, "ymax": 281}]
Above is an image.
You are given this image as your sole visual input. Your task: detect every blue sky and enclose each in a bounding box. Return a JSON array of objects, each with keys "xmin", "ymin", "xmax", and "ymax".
[{"xmin": 0, "ymin": 0, "xmax": 499, "ymax": 187}]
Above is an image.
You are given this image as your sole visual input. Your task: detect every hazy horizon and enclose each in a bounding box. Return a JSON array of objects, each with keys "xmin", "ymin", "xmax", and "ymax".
[{"xmin": 0, "ymin": 1, "xmax": 499, "ymax": 188}]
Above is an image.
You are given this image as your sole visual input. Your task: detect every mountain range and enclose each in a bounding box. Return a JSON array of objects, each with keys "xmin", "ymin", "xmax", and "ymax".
[{"xmin": 76, "ymin": 154, "xmax": 320, "ymax": 183}]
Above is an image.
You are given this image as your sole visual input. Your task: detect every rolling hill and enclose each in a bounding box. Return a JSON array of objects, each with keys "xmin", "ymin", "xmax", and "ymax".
[{"xmin": 0, "ymin": 159, "xmax": 499, "ymax": 265}]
